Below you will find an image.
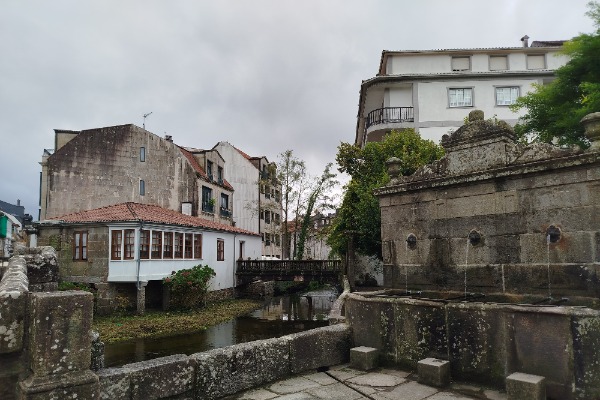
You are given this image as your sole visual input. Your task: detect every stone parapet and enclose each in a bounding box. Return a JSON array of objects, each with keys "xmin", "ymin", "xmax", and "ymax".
[
  {"xmin": 0, "ymin": 256, "xmax": 28, "ymax": 354},
  {"xmin": 97, "ymin": 324, "xmax": 353, "ymax": 400}
]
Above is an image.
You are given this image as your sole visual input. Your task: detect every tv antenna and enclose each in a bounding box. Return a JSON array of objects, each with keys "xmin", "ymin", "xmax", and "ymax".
[{"xmin": 143, "ymin": 112, "xmax": 152, "ymax": 129}]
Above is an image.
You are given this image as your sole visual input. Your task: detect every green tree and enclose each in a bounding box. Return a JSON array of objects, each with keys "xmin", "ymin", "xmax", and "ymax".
[
  {"xmin": 328, "ymin": 129, "xmax": 444, "ymax": 257},
  {"xmin": 294, "ymin": 163, "xmax": 337, "ymax": 260},
  {"xmin": 511, "ymin": 1, "xmax": 600, "ymax": 146},
  {"xmin": 276, "ymin": 150, "xmax": 307, "ymax": 259}
]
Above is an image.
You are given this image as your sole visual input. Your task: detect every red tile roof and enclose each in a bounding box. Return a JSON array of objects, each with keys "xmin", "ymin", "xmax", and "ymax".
[
  {"xmin": 178, "ymin": 147, "xmax": 234, "ymax": 191},
  {"xmin": 46, "ymin": 202, "xmax": 259, "ymax": 236},
  {"xmin": 234, "ymin": 146, "xmax": 253, "ymax": 161}
]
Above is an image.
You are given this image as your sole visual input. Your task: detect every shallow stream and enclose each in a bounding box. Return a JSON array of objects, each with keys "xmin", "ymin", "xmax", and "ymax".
[{"xmin": 104, "ymin": 288, "xmax": 338, "ymax": 367}]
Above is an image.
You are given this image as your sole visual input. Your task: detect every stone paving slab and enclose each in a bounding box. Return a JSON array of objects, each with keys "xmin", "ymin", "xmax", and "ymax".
[{"xmin": 225, "ymin": 365, "xmax": 507, "ymax": 400}]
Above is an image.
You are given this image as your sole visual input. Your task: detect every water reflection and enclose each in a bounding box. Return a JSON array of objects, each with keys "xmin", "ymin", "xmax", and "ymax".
[{"xmin": 104, "ymin": 289, "xmax": 338, "ymax": 367}]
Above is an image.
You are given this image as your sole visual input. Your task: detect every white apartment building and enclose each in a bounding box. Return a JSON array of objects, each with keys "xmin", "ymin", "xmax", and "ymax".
[
  {"xmin": 213, "ymin": 142, "xmax": 283, "ymax": 258},
  {"xmin": 355, "ymin": 38, "xmax": 569, "ymax": 147}
]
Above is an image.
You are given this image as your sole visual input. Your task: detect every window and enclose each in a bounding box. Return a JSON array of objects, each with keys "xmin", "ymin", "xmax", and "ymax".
[
  {"xmin": 527, "ymin": 54, "xmax": 545, "ymax": 70},
  {"xmin": 265, "ymin": 185, "xmax": 271, "ymax": 199},
  {"xmin": 174, "ymin": 233, "xmax": 183, "ymax": 258},
  {"xmin": 184, "ymin": 233, "xmax": 193, "ymax": 258},
  {"xmin": 124, "ymin": 229, "xmax": 135, "ymax": 259},
  {"xmin": 140, "ymin": 180, "xmax": 145, "ymax": 196},
  {"xmin": 217, "ymin": 166, "xmax": 223, "ymax": 184},
  {"xmin": 217, "ymin": 239, "xmax": 224, "ymax": 261},
  {"xmin": 194, "ymin": 234, "xmax": 202, "ymax": 259},
  {"xmin": 202, "ymin": 186, "xmax": 213, "ymax": 213},
  {"xmin": 220, "ymin": 193, "xmax": 230, "ymax": 217},
  {"xmin": 140, "ymin": 229, "xmax": 150, "ymax": 259},
  {"xmin": 496, "ymin": 87, "xmax": 520, "ymax": 106},
  {"xmin": 451, "ymin": 56, "xmax": 470, "ymax": 71},
  {"xmin": 73, "ymin": 231, "xmax": 88, "ymax": 260},
  {"xmin": 140, "ymin": 147, "xmax": 146, "ymax": 162},
  {"xmin": 489, "ymin": 55, "xmax": 508, "ymax": 71},
  {"xmin": 151, "ymin": 231, "xmax": 162, "ymax": 259},
  {"xmin": 265, "ymin": 211, "xmax": 271, "ymax": 224},
  {"xmin": 238, "ymin": 241, "xmax": 245, "ymax": 260},
  {"xmin": 207, "ymin": 161, "xmax": 213, "ymax": 180},
  {"xmin": 111, "ymin": 230, "xmax": 122, "ymax": 260},
  {"xmin": 163, "ymin": 232, "xmax": 173, "ymax": 258},
  {"xmin": 275, "ymin": 234, "xmax": 280, "ymax": 246},
  {"xmin": 448, "ymin": 88, "xmax": 473, "ymax": 107}
]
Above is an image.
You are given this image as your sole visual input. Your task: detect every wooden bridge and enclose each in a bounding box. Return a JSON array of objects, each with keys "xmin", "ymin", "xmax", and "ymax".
[{"xmin": 236, "ymin": 259, "xmax": 343, "ymax": 284}]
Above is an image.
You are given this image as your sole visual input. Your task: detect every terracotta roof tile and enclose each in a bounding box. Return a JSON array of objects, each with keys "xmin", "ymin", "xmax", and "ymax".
[
  {"xmin": 234, "ymin": 146, "xmax": 253, "ymax": 161},
  {"xmin": 46, "ymin": 202, "xmax": 258, "ymax": 236}
]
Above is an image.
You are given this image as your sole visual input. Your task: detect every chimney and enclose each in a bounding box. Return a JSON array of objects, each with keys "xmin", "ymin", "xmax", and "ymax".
[
  {"xmin": 181, "ymin": 202, "xmax": 192, "ymax": 216},
  {"xmin": 165, "ymin": 134, "xmax": 173, "ymax": 142},
  {"xmin": 17, "ymin": 199, "xmax": 20, "ymax": 206},
  {"xmin": 521, "ymin": 35, "xmax": 530, "ymax": 48}
]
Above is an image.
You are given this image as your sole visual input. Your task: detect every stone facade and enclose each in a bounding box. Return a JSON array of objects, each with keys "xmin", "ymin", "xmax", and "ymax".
[
  {"xmin": 40, "ymin": 125, "xmax": 197, "ymax": 219},
  {"xmin": 40, "ymin": 124, "xmax": 234, "ymax": 225},
  {"xmin": 377, "ymin": 111, "xmax": 600, "ymax": 298}
]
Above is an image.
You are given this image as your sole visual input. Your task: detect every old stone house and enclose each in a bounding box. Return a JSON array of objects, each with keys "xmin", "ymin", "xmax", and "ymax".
[
  {"xmin": 39, "ymin": 124, "xmax": 234, "ymax": 226},
  {"xmin": 356, "ymin": 37, "xmax": 569, "ymax": 147},
  {"xmin": 213, "ymin": 141, "xmax": 283, "ymax": 258},
  {"xmin": 35, "ymin": 202, "xmax": 261, "ymax": 314}
]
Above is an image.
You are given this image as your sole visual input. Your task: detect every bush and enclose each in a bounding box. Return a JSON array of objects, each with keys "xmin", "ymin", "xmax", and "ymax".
[
  {"xmin": 58, "ymin": 281, "xmax": 92, "ymax": 292},
  {"xmin": 163, "ymin": 264, "xmax": 216, "ymax": 309}
]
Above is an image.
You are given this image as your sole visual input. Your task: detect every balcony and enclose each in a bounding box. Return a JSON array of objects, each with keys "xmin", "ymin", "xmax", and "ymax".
[
  {"xmin": 220, "ymin": 207, "xmax": 232, "ymax": 218},
  {"xmin": 366, "ymin": 107, "xmax": 414, "ymax": 129}
]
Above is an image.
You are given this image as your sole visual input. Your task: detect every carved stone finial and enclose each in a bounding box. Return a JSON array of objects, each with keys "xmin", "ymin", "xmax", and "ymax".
[
  {"xmin": 386, "ymin": 157, "xmax": 402, "ymax": 181},
  {"xmin": 468, "ymin": 110, "xmax": 484, "ymax": 122},
  {"xmin": 581, "ymin": 112, "xmax": 600, "ymax": 150}
]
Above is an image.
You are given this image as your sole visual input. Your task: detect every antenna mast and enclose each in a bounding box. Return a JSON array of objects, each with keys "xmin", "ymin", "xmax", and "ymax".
[{"xmin": 143, "ymin": 112, "xmax": 153, "ymax": 129}]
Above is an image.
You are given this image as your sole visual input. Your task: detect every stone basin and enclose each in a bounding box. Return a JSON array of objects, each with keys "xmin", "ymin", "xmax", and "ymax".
[{"xmin": 345, "ymin": 290, "xmax": 600, "ymax": 400}]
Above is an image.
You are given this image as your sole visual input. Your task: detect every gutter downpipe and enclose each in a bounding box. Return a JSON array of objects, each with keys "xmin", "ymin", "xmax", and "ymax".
[
  {"xmin": 233, "ymin": 233, "xmax": 237, "ymax": 291},
  {"xmin": 136, "ymin": 221, "xmax": 144, "ymax": 290}
]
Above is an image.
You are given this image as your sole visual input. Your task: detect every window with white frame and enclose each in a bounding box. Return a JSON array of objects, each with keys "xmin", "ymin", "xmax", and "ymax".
[
  {"xmin": 448, "ymin": 88, "xmax": 473, "ymax": 107},
  {"xmin": 495, "ymin": 87, "xmax": 520, "ymax": 106}
]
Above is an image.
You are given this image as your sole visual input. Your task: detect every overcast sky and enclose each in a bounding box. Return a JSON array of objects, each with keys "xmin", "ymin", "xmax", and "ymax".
[{"xmin": 0, "ymin": 0, "xmax": 594, "ymax": 218}]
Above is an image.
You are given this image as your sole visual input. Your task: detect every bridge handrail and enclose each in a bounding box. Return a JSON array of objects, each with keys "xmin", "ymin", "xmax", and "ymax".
[{"xmin": 236, "ymin": 259, "xmax": 342, "ymax": 274}]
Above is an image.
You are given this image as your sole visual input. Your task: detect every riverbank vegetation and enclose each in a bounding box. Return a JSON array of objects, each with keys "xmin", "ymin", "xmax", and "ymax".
[{"xmin": 93, "ymin": 298, "xmax": 262, "ymax": 343}]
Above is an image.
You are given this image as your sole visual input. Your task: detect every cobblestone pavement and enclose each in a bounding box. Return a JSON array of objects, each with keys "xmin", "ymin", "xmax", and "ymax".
[{"xmin": 225, "ymin": 364, "xmax": 507, "ymax": 400}]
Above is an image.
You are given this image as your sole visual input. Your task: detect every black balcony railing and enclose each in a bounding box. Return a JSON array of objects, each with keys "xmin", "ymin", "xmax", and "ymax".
[
  {"xmin": 202, "ymin": 202, "xmax": 214, "ymax": 213},
  {"xmin": 220, "ymin": 207, "xmax": 231, "ymax": 218},
  {"xmin": 366, "ymin": 107, "xmax": 414, "ymax": 129}
]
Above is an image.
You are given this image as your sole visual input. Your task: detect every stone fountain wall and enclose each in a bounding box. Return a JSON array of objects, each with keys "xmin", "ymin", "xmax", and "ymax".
[{"xmin": 376, "ymin": 111, "xmax": 600, "ymax": 298}]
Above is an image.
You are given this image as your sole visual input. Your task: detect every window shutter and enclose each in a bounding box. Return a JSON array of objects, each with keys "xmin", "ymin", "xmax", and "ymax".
[
  {"xmin": 451, "ymin": 57, "xmax": 470, "ymax": 71},
  {"xmin": 527, "ymin": 55, "xmax": 545, "ymax": 70},
  {"xmin": 489, "ymin": 56, "xmax": 508, "ymax": 71}
]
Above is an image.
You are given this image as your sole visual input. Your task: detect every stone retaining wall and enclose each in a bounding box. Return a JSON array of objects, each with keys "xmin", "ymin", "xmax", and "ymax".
[
  {"xmin": 97, "ymin": 323, "xmax": 352, "ymax": 400},
  {"xmin": 0, "ymin": 255, "xmax": 29, "ymax": 400}
]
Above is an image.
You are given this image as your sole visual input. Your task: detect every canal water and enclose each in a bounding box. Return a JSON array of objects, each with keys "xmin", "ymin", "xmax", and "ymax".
[{"xmin": 104, "ymin": 288, "xmax": 339, "ymax": 367}]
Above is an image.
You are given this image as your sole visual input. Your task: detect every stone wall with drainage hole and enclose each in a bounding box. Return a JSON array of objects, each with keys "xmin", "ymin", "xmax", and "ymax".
[{"xmin": 377, "ymin": 110, "xmax": 600, "ymax": 299}]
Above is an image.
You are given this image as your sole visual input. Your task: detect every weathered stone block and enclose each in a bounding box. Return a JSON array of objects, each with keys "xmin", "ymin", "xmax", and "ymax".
[
  {"xmin": 0, "ymin": 291, "xmax": 27, "ymax": 354},
  {"xmin": 288, "ymin": 324, "xmax": 352, "ymax": 374},
  {"xmin": 124, "ymin": 354, "xmax": 194, "ymax": 400},
  {"xmin": 27, "ymin": 291, "xmax": 94, "ymax": 377},
  {"xmin": 22, "ymin": 246, "xmax": 59, "ymax": 285},
  {"xmin": 417, "ymin": 357, "xmax": 450, "ymax": 387},
  {"xmin": 193, "ymin": 336, "xmax": 291, "ymax": 399},
  {"xmin": 506, "ymin": 372, "xmax": 545, "ymax": 400},
  {"xmin": 17, "ymin": 369, "xmax": 99, "ymax": 400},
  {"xmin": 350, "ymin": 346, "xmax": 379, "ymax": 371},
  {"xmin": 392, "ymin": 300, "xmax": 447, "ymax": 369},
  {"xmin": 97, "ymin": 367, "xmax": 131, "ymax": 400}
]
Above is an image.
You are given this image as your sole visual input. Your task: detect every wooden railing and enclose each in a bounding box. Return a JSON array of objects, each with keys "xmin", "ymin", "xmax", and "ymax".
[{"xmin": 236, "ymin": 259, "xmax": 343, "ymax": 278}]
